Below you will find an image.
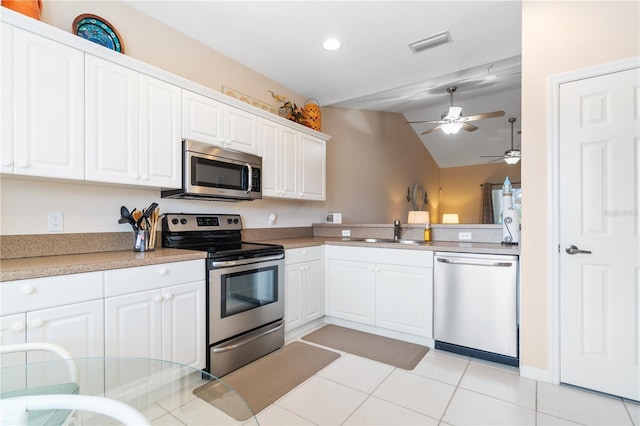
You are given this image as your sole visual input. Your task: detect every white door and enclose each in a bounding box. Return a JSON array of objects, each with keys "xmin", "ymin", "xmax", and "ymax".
[{"xmin": 559, "ymin": 66, "xmax": 639, "ymax": 400}]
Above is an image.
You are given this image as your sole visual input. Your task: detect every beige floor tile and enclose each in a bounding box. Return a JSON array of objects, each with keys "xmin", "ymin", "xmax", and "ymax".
[
  {"xmin": 170, "ymin": 397, "xmax": 245, "ymax": 425},
  {"xmin": 276, "ymin": 375, "xmax": 367, "ymax": 425},
  {"xmin": 344, "ymin": 396, "xmax": 439, "ymax": 425},
  {"xmin": 318, "ymin": 353, "xmax": 395, "ymax": 393},
  {"xmin": 535, "ymin": 412, "xmax": 581, "ymax": 425},
  {"xmin": 459, "ymin": 362, "xmax": 536, "ymax": 409},
  {"xmin": 443, "ymin": 388, "xmax": 535, "ymax": 425},
  {"xmin": 624, "ymin": 399, "xmax": 640, "ymax": 426},
  {"xmin": 410, "ymin": 350, "xmax": 469, "ymax": 385},
  {"xmin": 373, "ymin": 369, "xmax": 455, "ymax": 420},
  {"xmin": 150, "ymin": 412, "xmax": 187, "ymax": 425},
  {"xmin": 256, "ymin": 404, "xmax": 315, "ymax": 425},
  {"xmin": 538, "ymin": 382, "xmax": 631, "ymax": 425}
]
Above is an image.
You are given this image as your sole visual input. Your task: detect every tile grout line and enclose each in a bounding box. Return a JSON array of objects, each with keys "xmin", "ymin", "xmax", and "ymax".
[{"xmin": 437, "ymin": 358, "xmax": 471, "ymax": 424}]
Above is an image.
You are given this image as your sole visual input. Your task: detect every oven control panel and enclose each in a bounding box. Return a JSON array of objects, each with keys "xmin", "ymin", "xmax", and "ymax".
[{"xmin": 163, "ymin": 213, "xmax": 242, "ymax": 232}]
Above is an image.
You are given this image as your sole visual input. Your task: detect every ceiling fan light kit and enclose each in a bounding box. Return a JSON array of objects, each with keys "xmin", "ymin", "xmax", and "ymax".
[{"xmin": 407, "ymin": 86, "xmax": 505, "ymax": 136}]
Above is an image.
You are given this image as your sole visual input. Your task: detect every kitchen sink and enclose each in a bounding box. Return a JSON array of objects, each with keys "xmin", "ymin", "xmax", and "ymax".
[{"xmin": 348, "ymin": 238, "xmax": 427, "ymax": 245}]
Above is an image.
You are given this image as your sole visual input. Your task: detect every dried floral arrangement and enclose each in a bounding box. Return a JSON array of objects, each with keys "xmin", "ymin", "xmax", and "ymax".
[{"xmin": 269, "ymin": 91, "xmax": 307, "ymax": 126}]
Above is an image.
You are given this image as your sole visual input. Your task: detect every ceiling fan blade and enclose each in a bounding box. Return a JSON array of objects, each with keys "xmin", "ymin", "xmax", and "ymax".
[
  {"xmin": 406, "ymin": 120, "xmax": 446, "ymax": 124},
  {"xmin": 421, "ymin": 125, "xmax": 442, "ymax": 135},
  {"xmin": 461, "ymin": 122, "xmax": 478, "ymax": 132},
  {"xmin": 487, "ymin": 158, "xmax": 505, "ymax": 163},
  {"xmin": 461, "ymin": 111, "xmax": 506, "ymax": 122},
  {"xmin": 480, "ymin": 155, "xmax": 504, "ymax": 158}
]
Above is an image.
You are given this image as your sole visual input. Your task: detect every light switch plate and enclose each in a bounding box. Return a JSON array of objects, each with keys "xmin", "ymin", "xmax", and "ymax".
[
  {"xmin": 458, "ymin": 232, "xmax": 472, "ymax": 240},
  {"xmin": 341, "ymin": 229, "xmax": 351, "ymax": 237}
]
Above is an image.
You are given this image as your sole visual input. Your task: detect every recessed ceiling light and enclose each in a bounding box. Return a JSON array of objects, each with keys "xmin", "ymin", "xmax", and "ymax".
[{"xmin": 322, "ymin": 38, "xmax": 341, "ymax": 51}]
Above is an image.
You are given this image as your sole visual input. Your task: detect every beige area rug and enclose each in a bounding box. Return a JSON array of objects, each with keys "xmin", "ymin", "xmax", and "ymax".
[
  {"xmin": 302, "ymin": 324, "xmax": 429, "ymax": 370},
  {"xmin": 193, "ymin": 341, "xmax": 340, "ymax": 421}
]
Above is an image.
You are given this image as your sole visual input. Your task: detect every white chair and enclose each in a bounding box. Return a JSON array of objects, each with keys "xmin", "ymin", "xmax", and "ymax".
[{"xmin": 0, "ymin": 343, "xmax": 150, "ymax": 425}]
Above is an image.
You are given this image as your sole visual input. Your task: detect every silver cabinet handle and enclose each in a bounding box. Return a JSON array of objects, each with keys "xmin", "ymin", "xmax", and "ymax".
[
  {"xmin": 212, "ymin": 322, "xmax": 283, "ymax": 354},
  {"xmin": 565, "ymin": 245, "xmax": 592, "ymax": 255},
  {"xmin": 436, "ymin": 258, "xmax": 513, "ymax": 267}
]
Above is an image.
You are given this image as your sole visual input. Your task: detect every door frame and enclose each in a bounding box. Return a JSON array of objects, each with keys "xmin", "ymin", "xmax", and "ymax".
[{"xmin": 548, "ymin": 56, "xmax": 639, "ymax": 385}]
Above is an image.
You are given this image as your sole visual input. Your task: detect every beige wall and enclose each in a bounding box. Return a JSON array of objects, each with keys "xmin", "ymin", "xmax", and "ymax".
[
  {"xmin": 1, "ymin": 0, "xmax": 440, "ymax": 234},
  {"xmin": 440, "ymin": 163, "xmax": 521, "ymax": 224},
  {"xmin": 520, "ymin": 1, "xmax": 639, "ymax": 371},
  {"xmin": 322, "ymin": 107, "xmax": 440, "ymax": 225}
]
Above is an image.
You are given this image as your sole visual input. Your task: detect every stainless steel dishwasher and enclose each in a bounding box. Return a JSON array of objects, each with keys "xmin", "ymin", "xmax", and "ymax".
[{"xmin": 434, "ymin": 251, "xmax": 519, "ymax": 366}]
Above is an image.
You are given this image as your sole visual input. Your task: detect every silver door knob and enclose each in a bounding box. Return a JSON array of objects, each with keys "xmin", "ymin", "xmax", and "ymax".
[{"xmin": 565, "ymin": 245, "xmax": 592, "ymax": 255}]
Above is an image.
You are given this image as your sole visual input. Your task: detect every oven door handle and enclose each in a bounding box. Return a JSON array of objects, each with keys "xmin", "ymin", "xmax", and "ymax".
[
  {"xmin": 212, "ymin": 321, "xmax": 284, "ymax": 354},
  {"xmin": 210, "ymin": 253, "xmax": 284, "ymax": 268}
]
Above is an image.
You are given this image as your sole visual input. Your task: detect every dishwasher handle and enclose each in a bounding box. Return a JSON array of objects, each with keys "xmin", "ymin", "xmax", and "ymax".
[{"xmin": 436, "ymin": 257, "xmax": 514, "ymax": 267}]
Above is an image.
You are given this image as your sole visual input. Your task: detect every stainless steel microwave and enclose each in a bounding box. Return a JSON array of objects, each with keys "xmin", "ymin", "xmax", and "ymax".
[{"xmin": 161, "ymin": 140, "xmax": 262, "ymax": 201}]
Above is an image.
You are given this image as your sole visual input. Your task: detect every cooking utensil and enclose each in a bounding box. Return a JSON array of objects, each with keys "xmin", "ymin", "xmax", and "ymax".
[{"xmin": 132, "ymin": 210, "xmax": 144, "ymax": 230}]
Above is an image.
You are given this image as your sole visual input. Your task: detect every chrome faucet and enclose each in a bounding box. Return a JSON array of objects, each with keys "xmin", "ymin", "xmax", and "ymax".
[{"xmin": 393, "ymin": 219, "xmax": 401, "ymax": 240}]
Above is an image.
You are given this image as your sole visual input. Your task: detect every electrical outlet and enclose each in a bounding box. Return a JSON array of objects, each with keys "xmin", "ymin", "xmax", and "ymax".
[
  {"xmin": 458, "ymin": 232, "xmax": 472, "ymax": 240},
  {"xmin": 341, "ymin": 229, "xmax": 351, "ymax": 237},
  {"xmin": 48, "ymin": 212, "xmax": 64, "ymax": 232}
]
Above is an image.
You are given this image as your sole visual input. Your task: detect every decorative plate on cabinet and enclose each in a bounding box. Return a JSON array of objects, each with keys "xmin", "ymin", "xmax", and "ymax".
[{"xmin": 73, "ymin": 14, "xmax": 124, "ymax": 53}]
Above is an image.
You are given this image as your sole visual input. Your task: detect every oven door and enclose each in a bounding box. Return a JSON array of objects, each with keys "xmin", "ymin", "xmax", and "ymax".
[{"xmin": 209, "ymin": 257, "xmax": 284, "ymax": 344}]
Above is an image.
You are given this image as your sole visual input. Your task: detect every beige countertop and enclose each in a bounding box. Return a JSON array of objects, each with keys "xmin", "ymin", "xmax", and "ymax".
[
  {"xmin": 259, "ymin": 237, "xmax": 520, "ymax": 255},
  {"xmin": 0, "ymin": 248, "xmax": 207, "ymax": 282},
  {"xmin": 1, "ymin": 238, "xmax": 518, "ymax": 282}
]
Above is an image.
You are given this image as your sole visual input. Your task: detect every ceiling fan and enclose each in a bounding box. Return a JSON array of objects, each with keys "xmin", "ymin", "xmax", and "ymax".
[
  {"xmin": 482, "ymin": 117, "xmax": 521, "ymax": 164},
  {"xmin": 407, "ymin": 86, "xmax": 505, "ymax": 135}
]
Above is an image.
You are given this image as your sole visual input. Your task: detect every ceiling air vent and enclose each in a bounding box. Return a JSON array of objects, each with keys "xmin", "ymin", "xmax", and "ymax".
[{"xmin": 408, "ymin": 31, "xmax": 452, "ymax": 54}]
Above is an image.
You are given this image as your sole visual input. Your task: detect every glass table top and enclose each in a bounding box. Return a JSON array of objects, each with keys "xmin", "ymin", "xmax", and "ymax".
[{"xmin": 0, "ymin": 357, "xmax": 257, "ymax": 425}]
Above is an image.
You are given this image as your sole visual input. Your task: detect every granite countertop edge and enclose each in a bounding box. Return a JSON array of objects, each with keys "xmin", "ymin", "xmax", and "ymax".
[
  {"xmin": 1, "ymin": 238, "xmax": 519, "ymax": 282},
  {"xmin": 0, "ymin": 249, "xmax": 208, "ymax": 282}
]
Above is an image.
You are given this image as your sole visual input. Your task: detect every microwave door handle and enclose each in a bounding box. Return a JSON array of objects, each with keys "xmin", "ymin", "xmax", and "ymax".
[{"xmin": 244, "ymin": 163, "xmax": 252, "ymax": 193}]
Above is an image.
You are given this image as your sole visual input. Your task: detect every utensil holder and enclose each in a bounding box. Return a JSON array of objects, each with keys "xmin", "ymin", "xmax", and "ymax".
[{"xmin": 133, "ymin": 230, "xmax": 154, "ymax": 252}]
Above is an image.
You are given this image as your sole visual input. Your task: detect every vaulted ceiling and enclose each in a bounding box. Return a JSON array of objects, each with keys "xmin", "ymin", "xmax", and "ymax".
[{"xmin": 125, "ymin": 1, "xmax": 522, "ymax": 167}]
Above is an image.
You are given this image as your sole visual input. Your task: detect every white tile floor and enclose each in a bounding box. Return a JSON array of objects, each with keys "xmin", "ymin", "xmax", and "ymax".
[{"xmin": 254, "ymin": 339, "xmax": 640, "ymax": 426}]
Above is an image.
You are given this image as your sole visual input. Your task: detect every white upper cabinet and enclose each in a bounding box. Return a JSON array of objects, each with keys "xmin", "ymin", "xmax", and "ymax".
[
  {"xmin": 182, "ymin": 90, "xmax": 224, "ymax": 146},
  {"xmin": 259, "ymin": 117, "xmax": 299, "ymax": 198},
  {"xmin": 299, "ymin": 133, "xmax": 326, "ymax": 200},
  {"xmin": 3, "ymin": 25, "xmax": 84, "ymax": 179},
  {"xmin": 182, "ymin": 90, "xmax": 259, "ymax": 155},
  {"xmin": 85, "ymin": 56, "xmax": 181, "ymax": 188},
  {"xmin": 1, "ymin": 23, "xmax": 14, "ymax": 174},
  {"xmin": 138, "ymin": 75, "xmax": 181, "ymax": 188}
]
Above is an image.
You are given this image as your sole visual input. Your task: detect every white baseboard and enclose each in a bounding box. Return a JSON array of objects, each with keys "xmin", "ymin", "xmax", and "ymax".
[{"xmin": 519, "ymin": 365, "xmax": 556, "ymax": 383}]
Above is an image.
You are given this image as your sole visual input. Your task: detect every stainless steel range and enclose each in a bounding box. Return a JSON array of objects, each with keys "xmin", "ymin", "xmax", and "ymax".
[{"xmin": 162, "ymin": 213, "xmax": 284, "ymax": 377}]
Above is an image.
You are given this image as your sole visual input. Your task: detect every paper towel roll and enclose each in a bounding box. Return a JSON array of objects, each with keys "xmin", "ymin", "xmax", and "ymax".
[{"xmin": 502, "ymin": 209, "xmax": 520, "ymax": 244}]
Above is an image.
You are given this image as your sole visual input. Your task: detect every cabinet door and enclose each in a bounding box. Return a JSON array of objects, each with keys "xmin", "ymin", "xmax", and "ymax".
[
  {"xmin": 259, "ymin": 118, "xmax": 280, "ymax": 197},
  {"xmin": 162, "ymin": 282, "xmax": 205, "ymax": 369},
  {"xmin": 376, "ymin": 264, "xmax": 432, "ymax": 337},
  {"xmin": 85, "ymin": 55, "xmax": 139, "ymax": 184},
  {"xmin": 299, "ymin": 133, "xmax": 326, "ymax": 200},
  {"xmin": 139, "ymin": 74, "xmax": 181, "ymax": 188},
  {"xmin": 12, "ymin": 27, "xmax": 84, "ymax": 179},
  {"xmin": 225, "ymin": 106, "xmax": 258, "ymax": 154},
  {"xmin": 1, "ymin": 23, "xmax": 14, "ymax": 174},
  {"xmin": 105, "ymin": 289, "xmax": 162, "ymax": 359},
  {"xmin": 0, "ymin": 313, "xmax": 27, "ymax": 389},
  {"xmin": 26, "ymin": 300, "xmax": 104, "ymax": 393},
  {"xmin": 284, "ymin": 263, "xmax": 303, "ymax": 331},
  {"xmin": 182, "ymin": 90, "xmax": 224, "ymax": 146},
  {"xmin": 303, "ymin": 259, "xmax": 323, "ymax": 322},
  {"xmin": 329, "ymin": 260, "xmax": 375, "ymax": 325},
  {"xmin": 281, "ymin": 126, "xmax": 299, "ymax": 198}
]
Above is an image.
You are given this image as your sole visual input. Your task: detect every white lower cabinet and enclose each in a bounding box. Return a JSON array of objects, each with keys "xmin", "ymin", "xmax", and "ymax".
[
  {"xmin": 284, "ymin": 246, "xmax": 323, "ymax": 332},
  {"xmin": 328, "ymin": 246, "xmax": 433, "ymax": 338},
  {"xmin": 0, "ymin": 272, "xmax": 104, "ymax": 391},
  {"xmin": 104, "ymin": 260, "xmax": 205, "ymax": 369}
]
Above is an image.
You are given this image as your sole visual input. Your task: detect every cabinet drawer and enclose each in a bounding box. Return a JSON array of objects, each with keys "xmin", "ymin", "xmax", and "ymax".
[
  {"xmin": 1, "ymin": 272, "xmax": 103, "ymax": 315},
  {"xmin": 104, "ymin": 260, "xmax": 205, "ymax": 297},
  {"xmin": 285, "ymin": 246, "xmax": 322, "ymax": 265}
]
